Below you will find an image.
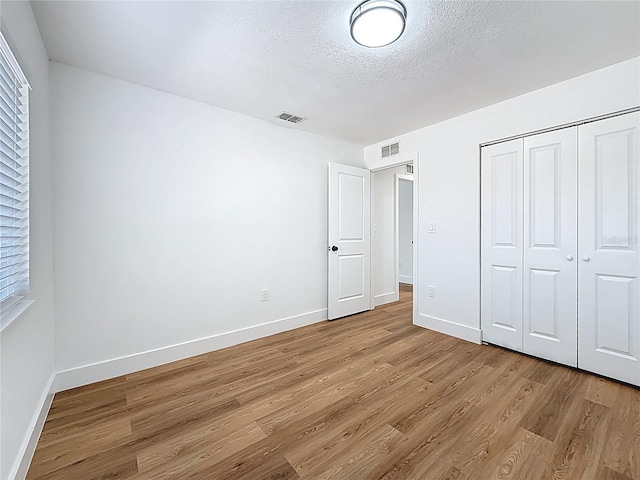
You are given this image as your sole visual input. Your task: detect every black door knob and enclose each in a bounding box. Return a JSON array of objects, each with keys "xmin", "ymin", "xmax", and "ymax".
[{"xmin": 331, "ymin": 246, "xmax": 339, "ymax": 252}]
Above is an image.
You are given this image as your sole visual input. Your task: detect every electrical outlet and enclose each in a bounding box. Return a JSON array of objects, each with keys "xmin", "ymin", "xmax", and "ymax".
[
  {"xmin": 261, "ymin": 289, "xmax": 269, "ymax": 302},
  {"xmin": 428, "ymin": 286, "xmax": 436, "ymax": 298},
  {"xmin": 428, "ymin": 222, "xmax": 436, "ymax": 233}
]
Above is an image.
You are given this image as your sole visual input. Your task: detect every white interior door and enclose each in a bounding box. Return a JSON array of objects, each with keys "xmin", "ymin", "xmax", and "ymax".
[
  {"xmin": 523, "ymin": 128, "xmax": 578, "ymax": 367},
  {"xmin": 481, "ymin": 139, "xmax": 524, "ymax": 351},
  {"xmin": 328, "ymin": 162, "xmax": 371, "ymax": 320},
  {"xmin": 578, "ymin": 112, "xmax": 640, "ymax": 386}
]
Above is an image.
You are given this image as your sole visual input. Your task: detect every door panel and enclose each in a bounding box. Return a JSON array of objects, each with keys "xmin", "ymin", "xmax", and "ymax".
[
  {"xmin": 529, "ymin": 146, "xmax": 559, "ymax": 247},
  {"xmin": 328, "ymin": 163, "xmax": 371, "ymax": 320},
  {"xmin": 338, "ymin": 174, "xmax": 365, "ymax": 241},
  {"xmin": 528, "ymin": 268, "xmax": 560, "ymax": 340},
  {"xmin": 595, "ymin": 274, "xmax": 636, "ymax": 358},
  {"xmin": 337, "ymin": 254, "xmax": 365, "ymax": 300},
  {"xmin": 490, "ymin": 265, "xmax": 519, "ymax": 331},
  {"xmin": 492, "ymin": 151, "xmax": 519, "ymax": 247},
  {"xmin": 523, "ymin": 128, "xmax": 578, "ymax": 367},
  {"xmin": 578, "ymin": 112, "xmax": 640, "ymax": 386},
  {"xmin": 481, "ymin": 139, "xmax": 524, "ymax": 351}
]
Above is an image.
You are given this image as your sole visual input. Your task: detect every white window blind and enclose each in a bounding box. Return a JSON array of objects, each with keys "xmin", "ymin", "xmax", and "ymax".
[{"xmin": 0, "ymin": 32, "xmax": 29, "ymax": 308}]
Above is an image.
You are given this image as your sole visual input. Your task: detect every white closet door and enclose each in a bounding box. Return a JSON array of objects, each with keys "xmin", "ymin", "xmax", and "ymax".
[
  {"xmin": 523, "ymin": 128, "xmax": 578, "ymax": 367},
  {"xmin": 578, "ymin": 112, "xmax": 640, "ymax": 386},
  {"xmin": 481, "ymin": 139, "xmax": 524, "ymax": 351}
]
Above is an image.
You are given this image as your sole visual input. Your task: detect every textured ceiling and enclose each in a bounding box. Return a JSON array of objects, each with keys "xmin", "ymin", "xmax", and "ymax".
[{"xmin": 30, "ymin": 1, "xmax": 640, "ymax": 145}]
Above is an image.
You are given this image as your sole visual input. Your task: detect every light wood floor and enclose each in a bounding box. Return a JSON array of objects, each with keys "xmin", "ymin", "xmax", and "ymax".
[{"xmin": 28, "ymin": 285, "xmax": 639, "ymax": 479}]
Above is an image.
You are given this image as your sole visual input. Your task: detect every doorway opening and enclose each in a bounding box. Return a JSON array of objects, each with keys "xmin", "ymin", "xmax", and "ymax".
[
  {"xmin": 371, "ymin": 163, "xmax": 415, "ymax": 320},
  {"xmin": 397, "ymin": 175, "xmax": 414, "ymax": 305}
]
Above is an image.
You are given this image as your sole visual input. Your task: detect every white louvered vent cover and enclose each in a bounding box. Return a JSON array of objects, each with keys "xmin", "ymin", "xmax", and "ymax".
[
  {"xmin": 381, "ymin": 142, "xmax": 400, "ymax": 158},
  {"xmin": 276, "ymin": 112, "xmax": 307, "ymax": 124},
  {"xmin": 0, "ymin": 32, "xmax": 30, "ymax": 305},
  {"xmin": 406, "ymin": 164, "xmax": 414, "ymax": 174}
]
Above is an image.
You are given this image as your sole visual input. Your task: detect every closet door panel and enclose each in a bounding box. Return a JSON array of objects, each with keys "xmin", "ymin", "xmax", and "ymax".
[
  {"xmin": 578, "ymin": 112, "xmax": 640, "ymax": 386},
  {"xmin": 523, "ymin": 128, "xmax": 578, "ymax": 367},
  {"xmin": 481, "ymin": 139, "xmax": 523, "ymax": 350}
]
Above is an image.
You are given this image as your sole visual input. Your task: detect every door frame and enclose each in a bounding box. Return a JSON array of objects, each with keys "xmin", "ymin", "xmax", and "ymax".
[
  {"xmin": 395, "ymin": 174, "xmax": 414, "ymax": 292},
  {"xmin": 369, "ymin": 153, "xmax": 419, "ymax": 323}
]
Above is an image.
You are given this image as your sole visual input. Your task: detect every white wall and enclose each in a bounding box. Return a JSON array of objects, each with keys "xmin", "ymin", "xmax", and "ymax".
[
  {"xmin": 398, "ymin": 179, "xmax": 413, "ymax": 284},
  {"xmin": 50, "ymin": 62, "xmax": 362, "ymax": 389},
  {"xmin": 0, "ymin": 2, "xmax": 55, "ymax": 479},
  {"xmin": 372, "ymin": 165, "xmax": 410, "ymax": 305},
  {"xmin": 364, "ymin": 57, "xmax": 640, "ymax": 343}
]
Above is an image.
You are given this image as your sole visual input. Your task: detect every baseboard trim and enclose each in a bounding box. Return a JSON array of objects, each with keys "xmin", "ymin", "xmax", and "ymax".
[
  {"xmin": 414, "ymin": 313, "xmax": 482, "ymax": 344},
  {"xmin": 399, "ymin": 276, "xmax": 413, "ymax": 284},
  {"xmin": 54, "ymin": 308, "xmax": 328, "ymax": 392},
  {"xmin": 374, "ymin": 291, "xmax": 398, "ymax": 307},
  {"xmin": 11, "ymin": 373, "xmax": 55, "ymax": 480}
]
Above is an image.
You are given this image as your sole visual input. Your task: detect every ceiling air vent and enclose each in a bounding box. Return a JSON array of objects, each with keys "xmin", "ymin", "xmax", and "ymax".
[
  {"xmin": 276, "ymin": 111, "xmax": 307, "ymax": 124},
  {"xmin": 381, "ymin": 141, "xmax": 400, "ymax": 158}
]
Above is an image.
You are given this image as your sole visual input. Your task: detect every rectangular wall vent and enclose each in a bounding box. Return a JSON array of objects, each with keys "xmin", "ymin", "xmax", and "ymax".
[
  {"xmin": 381, "ymin": 141, "xmax": 400, "ymax": 158},
  {"xmin": 276, "ymin": 111, "xmax": 307, "ymax": 124},
  {"xmin": 406, "ymin": 164, "xmax": 414, "ymax": 174}
]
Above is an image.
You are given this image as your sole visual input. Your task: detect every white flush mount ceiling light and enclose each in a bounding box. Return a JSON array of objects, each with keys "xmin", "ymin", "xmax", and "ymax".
[{"xmin": 350, "ymin": 0, "xmax": 406, "ymax": 48}]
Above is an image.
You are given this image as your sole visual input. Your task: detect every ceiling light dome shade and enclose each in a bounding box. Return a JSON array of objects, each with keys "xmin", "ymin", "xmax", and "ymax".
[{"xmin": 350, "ymin": 0, "xmax": 406, "ymax": 48}]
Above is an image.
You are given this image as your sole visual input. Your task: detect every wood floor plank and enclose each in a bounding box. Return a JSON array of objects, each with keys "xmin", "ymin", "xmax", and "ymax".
[
  {"xmin": 27, "ymin": 288, "xmax": 640, "ymax": 480},
  {"xmin": 29, "ymin": 445, "xmax": 139, "ymax": 480},
  {"xmin": 27, "ymin": 418, "xmax": 133, "ymax": 478},
  {"xmin": 254, "ymin": 362, "xmax": 396, "ymax": 435},
  {"xmin": 134, "ymin": 421, "xmax": 266, "ymax": 478},
  {"xmin": 598, "ymin": 466, "xmax": 635, "ymax": 480},
  {"xmin": 450, "ymin": 378, "xmax": 543, "ymax": 472},
  {"xmin": 547, "ymin": 398, "xmax": 611, "ymax": 479},
  {"xmin": 284, "ymin": 380, "xmax": 417, "ymax": 476},
  {"xmin": 518, "ymin": 365, "xmax": 587, "ymax": 441},
  {"xmin": 306, "ymin": 423, "xmax": 406, "ymax": 480},
  {"xmin": 457, "ymin": 426, "xmax": 552, "ymax": 480},
  {"xmin": 599, "ymin": 386, "xmax": 640, "ymax": 479},
  {"xmin": 584, "ymin": 374, "xmax": 623, "ymax": 407}
]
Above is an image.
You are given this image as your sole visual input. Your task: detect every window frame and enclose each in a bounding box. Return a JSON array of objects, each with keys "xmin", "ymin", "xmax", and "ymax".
[{"xmin": 0, "ymin": 31, "xmax": 33, "ymax": 332}]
